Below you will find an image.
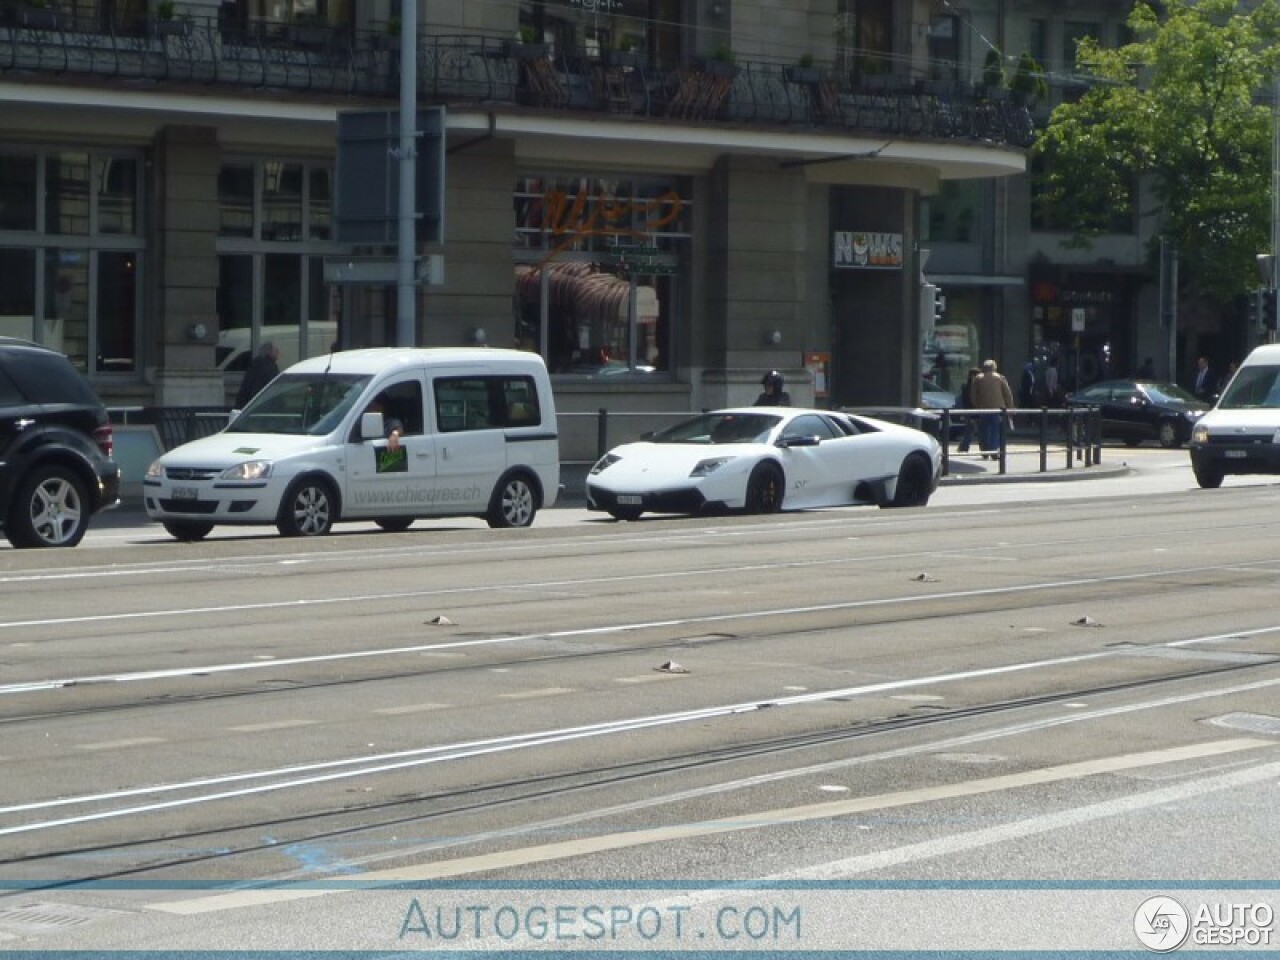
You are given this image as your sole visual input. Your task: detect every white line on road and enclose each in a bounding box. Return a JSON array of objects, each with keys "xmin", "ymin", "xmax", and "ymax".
[{"xmin": 4, "ymin": 557, "xmax": 1280, "ymax": 695}]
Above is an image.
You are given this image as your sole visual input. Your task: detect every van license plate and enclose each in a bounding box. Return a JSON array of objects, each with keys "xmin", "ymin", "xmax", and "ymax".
[
  {"xmin": 617, "ymin": 495, "xmax": 642, "ymax": 505},
  {"xmin": 1224, "ymin": 450, "xmax": 1248, "ymax": 459},
  {"xmin": 173, "ymin": 486, "xmax": 199, "ymax": 499}
]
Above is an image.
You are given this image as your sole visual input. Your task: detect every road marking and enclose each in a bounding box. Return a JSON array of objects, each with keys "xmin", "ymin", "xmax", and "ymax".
[
  {"xmin": 498, "ymin": 687, "xmax": 575, "ymax": 700},
  {"xmin": 148, "ymin": 738, "xmax": 1274, "ymax": 915},
  {"xmin": 7, "ymin": 561, "xmax": 1280, "ymax": 696},
  {"xmin": 614, "ymin": 674, "xmax": 671, "ymax": 684},
  {"xmin": 74, "ymin": 737, "xmax": 165, "ymax": 751},
  {"xmin": 228, "ymin": 720, "xmax": 316, "ymax": 733},
  {"xmin": 372, "ymin": 703, "xmax": 449, "ymax": 715}
]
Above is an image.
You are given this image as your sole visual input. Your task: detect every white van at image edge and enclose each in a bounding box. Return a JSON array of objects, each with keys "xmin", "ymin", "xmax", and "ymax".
[
  {"xmin": 1189, "ymin": 342, "xmax": 1280, "ymax": 489},
  {"xmin": 144, "ymin": 347, "xmax": 559, "ymax": 540}
]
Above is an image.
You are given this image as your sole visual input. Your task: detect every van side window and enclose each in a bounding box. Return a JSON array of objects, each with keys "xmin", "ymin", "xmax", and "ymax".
[
  {"xmin": 349, "ymin": 378, "xmax": 423, "ymax": 442},
  {"xmin": 435, "ymin": 375, "xmax": 541, "ymax": 432}
]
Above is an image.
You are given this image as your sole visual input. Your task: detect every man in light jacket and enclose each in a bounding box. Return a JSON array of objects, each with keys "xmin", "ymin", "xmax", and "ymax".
[{"xmin": 970, "ymin": 359, "xmax": 1014, "ymax": 459}]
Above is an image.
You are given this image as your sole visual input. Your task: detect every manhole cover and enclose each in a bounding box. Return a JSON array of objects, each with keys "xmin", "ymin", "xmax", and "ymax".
[{"xmin": 0, "ymin": 901, "xmax": 133, "ymax": 937}]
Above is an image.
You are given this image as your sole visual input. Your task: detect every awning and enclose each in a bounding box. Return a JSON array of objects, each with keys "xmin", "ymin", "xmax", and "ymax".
[{"xmin": 926, "ymin": 274, "xmax": 1025, "ymax": 287}]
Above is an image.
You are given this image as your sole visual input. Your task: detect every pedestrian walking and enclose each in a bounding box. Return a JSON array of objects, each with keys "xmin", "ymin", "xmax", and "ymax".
[
  {"xmin": 235, "ymin": 341, "xmax": 280, "ymax": 409},
  {"xmin": 970, "ymin": 359, "xmax": 1014, "ymax": 459}
]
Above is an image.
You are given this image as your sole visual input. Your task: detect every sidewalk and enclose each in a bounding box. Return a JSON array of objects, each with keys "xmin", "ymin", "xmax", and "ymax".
[{"xmin": 938, "ymin": 441, "xmax": 1129, "ymax": 485}]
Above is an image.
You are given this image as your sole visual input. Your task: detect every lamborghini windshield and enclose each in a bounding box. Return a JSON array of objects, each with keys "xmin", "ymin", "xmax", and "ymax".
[
  {"xmin": 227, "ymin": 373, "xmax": 372, "ymax": 435},
  {"xmin": 650, "ymin": 412, "xmax": 782, "ymax": 445}
]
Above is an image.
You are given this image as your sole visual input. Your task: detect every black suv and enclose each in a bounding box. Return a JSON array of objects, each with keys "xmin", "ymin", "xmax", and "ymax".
[{"xmin": 0, "ymin": 339, "xmax": 120, "ymax": 548}]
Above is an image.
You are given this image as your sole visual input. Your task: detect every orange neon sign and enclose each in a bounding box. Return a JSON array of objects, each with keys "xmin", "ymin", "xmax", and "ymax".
[{"xmin": 530, "ymin": 189, "xmax": 685, "ymax": 263}]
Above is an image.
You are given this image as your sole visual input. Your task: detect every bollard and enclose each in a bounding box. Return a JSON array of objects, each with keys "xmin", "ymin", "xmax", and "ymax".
[
  {"xmin": 941, "ymin": 408, "xmax": 951, "ymax": 476},
  {"xmin": 1039, "ymin": 407, "xmax": 1048, "ymax": 473},
  {"xmin": 596, "ymin": 407, "xmax": 608, "ymax": 460}
]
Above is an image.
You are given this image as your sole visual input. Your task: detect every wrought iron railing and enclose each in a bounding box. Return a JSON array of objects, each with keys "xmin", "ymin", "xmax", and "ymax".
[{"xmin": 0, "ymin": 19, "xmax": 1035, "ymax": 147}]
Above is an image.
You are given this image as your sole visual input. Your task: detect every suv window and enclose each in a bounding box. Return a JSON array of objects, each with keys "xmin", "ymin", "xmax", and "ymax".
[
  {"xmin": 4, "ymin": 349, "xmax": 100, "ymax": 406},
  {"xmin": 0, "ymin": 367, "xmax": 24, "ymax": 406}
]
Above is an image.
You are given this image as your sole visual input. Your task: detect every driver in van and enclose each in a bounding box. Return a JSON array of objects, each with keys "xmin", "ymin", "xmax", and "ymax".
[{"xmin": 365, "ymin": 393, "xmax": 404, "ymax": 452}]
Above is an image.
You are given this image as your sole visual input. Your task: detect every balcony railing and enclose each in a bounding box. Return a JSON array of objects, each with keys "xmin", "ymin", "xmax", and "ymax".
[{"xmin": 0, "ymin": 18, "xmax": 1034, "ymax": 147}]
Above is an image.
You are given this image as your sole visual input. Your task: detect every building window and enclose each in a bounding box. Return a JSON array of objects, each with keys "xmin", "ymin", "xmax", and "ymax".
[
  {"xmin": 0, "ymin": 148, "xmax": 142, "ymax": 374},
  {"xmin": 215, "ymin": 158, "xmax": 341, "ymax": 378},
  {"xmin": 1063, "ymin": 22, "xmax": 1100, "ymax": 75},
  {"xmin": 513, "ymin": 174, "xmax": 688, "ymax": 378},
  {"xmin": 921, "ymin": 181, "xmax": 982, "ymax": 243}
]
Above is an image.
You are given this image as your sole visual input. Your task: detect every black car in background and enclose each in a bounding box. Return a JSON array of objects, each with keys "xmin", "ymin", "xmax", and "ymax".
[
  {"xmin": 1065, "ymin": 379, "xmax": 1207, "ymax": 448},
  {"xmin": 0, "ymin": 339, "xmax": 120, "ymax": 548}
]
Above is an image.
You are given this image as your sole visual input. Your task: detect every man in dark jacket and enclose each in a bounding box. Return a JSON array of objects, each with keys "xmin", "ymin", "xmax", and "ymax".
[{"xmin": 235, "ymin": 341, "xmax": 280, "ymax": 408}]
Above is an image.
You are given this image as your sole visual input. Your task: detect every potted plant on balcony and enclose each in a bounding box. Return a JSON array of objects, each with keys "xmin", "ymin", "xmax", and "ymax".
[
  {"xmin": 505, "ymin": 25, "xmax": 547, "ymax": 60},
  {"xmin": 784, "ymin": 53, "xmax": 821, "ymax": 85},
  {"xmin": 153, "ymin": 0, "xmax": 191, "ymax": 37},
  {"xmin": 1010, "ymin": 51, "xmax": 1047, "ymax": 107},
  {"xmin": 604, "ymin": 34, "xmax": 644, "ymax": 70},
  {"xmin": 700, "ymin": 44, "xmax": 738, "ymax": 78}
]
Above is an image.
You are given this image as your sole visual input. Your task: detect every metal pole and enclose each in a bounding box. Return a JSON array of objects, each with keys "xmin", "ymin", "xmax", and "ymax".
[
  {"xmin": 1272, "ymin": 72, "xmax": 1279, "ymax": 345},
  {"xmin": 395, "ymin": 0, "xmax": 418, "ymax": 347}
]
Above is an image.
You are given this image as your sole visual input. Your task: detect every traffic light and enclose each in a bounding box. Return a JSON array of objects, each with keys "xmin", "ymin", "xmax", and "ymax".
[{"xmin": 1265, "ymin": 289, "xmax": 1279, "ymax": 331}]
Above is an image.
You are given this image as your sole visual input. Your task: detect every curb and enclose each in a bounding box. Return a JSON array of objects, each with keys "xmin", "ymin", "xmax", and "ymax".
[{"xmin": 938, "ymin": 462, "xmax": 1130, "ymax": 485}]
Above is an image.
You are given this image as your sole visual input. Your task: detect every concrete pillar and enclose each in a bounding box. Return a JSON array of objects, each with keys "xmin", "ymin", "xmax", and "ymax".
[{"xmin": 153, "ymin": 125, "xmax": 223, "ymax": 405}]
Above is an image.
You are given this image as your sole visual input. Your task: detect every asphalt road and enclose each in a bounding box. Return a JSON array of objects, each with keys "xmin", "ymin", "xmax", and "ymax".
[{"xmin": 3, "ymin": 445, "xmax": 1280, "ymax": 954}]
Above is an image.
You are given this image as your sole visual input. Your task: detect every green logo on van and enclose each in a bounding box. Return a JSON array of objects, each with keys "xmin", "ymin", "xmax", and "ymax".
[{"xmin": 376, "ymin": 447, "xmax": 407, "ymax": 473}]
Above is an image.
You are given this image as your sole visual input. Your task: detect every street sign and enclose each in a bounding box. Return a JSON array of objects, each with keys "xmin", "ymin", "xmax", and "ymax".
[
  {"xmin": 324, "ymin": 254, "xmax": 444, "ymax": 286},
  {"xmin": 335, "ymin": 107, "xmax": 446, "ymax": 246}
]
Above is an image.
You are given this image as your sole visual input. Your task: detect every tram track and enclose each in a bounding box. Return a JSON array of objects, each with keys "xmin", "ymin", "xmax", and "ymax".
[{"xmin": 3, "ymin": 652, "xmax": 1279, "ymax": 888}]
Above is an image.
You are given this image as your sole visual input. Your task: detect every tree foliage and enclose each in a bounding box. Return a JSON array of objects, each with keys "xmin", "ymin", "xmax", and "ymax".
[{"xmin": 1037, "ymin": 0, "xmax": 1280, "ymax": 301}]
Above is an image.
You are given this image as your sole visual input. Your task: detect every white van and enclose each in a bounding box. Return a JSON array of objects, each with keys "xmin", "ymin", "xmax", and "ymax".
[
  {"xmin": 1189, "ymin": 343, "xmax": 1280, "ymax": 488},
  {"xmin": 144, "ymin": 347, "xmax": 559, "ymax": 539}
]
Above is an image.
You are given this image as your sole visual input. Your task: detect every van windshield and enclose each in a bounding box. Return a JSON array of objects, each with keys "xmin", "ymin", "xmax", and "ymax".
[
  {"xmin": 227, "ymin": 373, "xmax": 372, "ymax": 435},
  {"xmin": 1216, "ymin": 366, "xmax": 1280, "ymax": 410}
]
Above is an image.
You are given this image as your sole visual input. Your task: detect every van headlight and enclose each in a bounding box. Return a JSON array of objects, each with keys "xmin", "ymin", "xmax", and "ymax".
[
  {"xmin": 145, "ymin": 460, "xmax": 164, "ymax": 479},
  {"xmin": 1192, "ymin": 425, "xmax": 1209, "ymax": 445},
  {"xmin": 220, "ymin": 460, "xmax": 273, "ymax": 481}
]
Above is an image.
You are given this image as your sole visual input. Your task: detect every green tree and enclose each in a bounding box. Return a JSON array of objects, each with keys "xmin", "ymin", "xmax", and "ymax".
[{"xmin": 1037, "ymin": 0, "xmax": 1280, "ymax": 303}]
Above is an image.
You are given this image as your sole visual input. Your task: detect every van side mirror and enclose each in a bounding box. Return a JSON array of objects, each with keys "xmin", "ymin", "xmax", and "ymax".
[{"xmin": 360, "ymin": 411, "xmax": 385, "ymax": 441}]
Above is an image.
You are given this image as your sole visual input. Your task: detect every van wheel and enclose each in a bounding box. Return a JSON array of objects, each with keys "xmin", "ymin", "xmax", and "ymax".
[
  {"xmin": 277, "ymin": 477, "xmax": 337, "ymax": 537},
  {"xmin": 487, "ymin": 473, "xmax": 538, "ymax": 528},
  {"xmin": 375, "ymin": 517, "xmax": 414, "ymax": 532},
  {"xmin": 162, "ymin": 520, "xmax": 214, "ymax": 542},
  {"xmin": 7, "ymin": 465, "xmax": 89, "ymax": 548}
]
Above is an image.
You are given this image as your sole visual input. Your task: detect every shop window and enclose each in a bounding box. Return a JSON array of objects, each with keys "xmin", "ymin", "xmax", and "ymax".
[
  {"xmin": 309, "ymin": 167, "xmax": 332, "ymax": 241},
  {"xmin": 1, "ymin": 149, "xmax": 142, "ymax": 375},
  {"xmin": 97, "ymin": 157, "xmax": 137, "ymax": 236},
  {"xmin": 216, "ymin": 255, "xmax": 253, "ymax": 372},
  {"xmin": 0, "ymin": 249, "xmax": 36, "ymax": 340},
  {"xmin": 96, "ymin": 251, "xmax": 137, "ymax": 373},
  {"xmin": 262, "ymin": 162, "xmax": 304, "ymax": 242},
  {"xmin": 0, "ymin": 156, "xmax": 37, "ymax": 231},
  {"xmin": 45, "ymin": 153, "xmax": 91, "ymax": 237},
  {"xmin": 512, "ymin": 174, "xmax": 687, "ymax": 379},
  {"xmin": 44, "ymin": 249, "xmax": 89, "ymax": 369},
  {"xmin": 219, "ymin": 165, "xmax": 255, "ymax": 238}
]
